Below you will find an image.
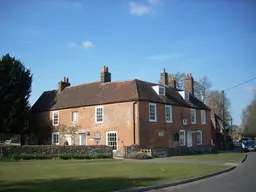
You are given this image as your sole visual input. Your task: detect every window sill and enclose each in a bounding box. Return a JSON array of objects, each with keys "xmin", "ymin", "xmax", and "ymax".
[
  {"xmin": 95, "ymin": 121, "xmax": 104, "ymax": 124},
  {"xmin": 191, "ymin": 122, "xmax": 196, "ymax": 124},
  {"xmin": 52, "ymin": 124, "xmax": 59, "ymax": 126},
  {"xmin": 166, "ymin": 121, "xmax": 173, "ymax": 123},
  {"xmin": 149, "ymin": 119, "xmax": 157, "ymax": 122}
]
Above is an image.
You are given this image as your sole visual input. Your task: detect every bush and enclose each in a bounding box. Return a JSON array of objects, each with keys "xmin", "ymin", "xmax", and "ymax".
[
  {"xmin": 127, "ymin": 152, "xmax": 152, "ymax": 160},
  {"xmin": 1, "ymin": 145, "xmax": 113, "ymax": 161}
]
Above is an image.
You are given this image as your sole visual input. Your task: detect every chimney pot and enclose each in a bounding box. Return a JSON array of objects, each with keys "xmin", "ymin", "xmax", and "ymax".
[
  {"xmin": 160, "ymin": 68, "xmax": 168, "ymax": 86},
  {"xmin": 100, "ymin": 66, "xmax": 111, "ymax": 83},
  {"xmin": 184, "ymin": 73, "xmax": 194, "ymax": 95}
]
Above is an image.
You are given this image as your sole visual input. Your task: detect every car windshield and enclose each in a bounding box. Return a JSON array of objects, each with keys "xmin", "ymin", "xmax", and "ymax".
[{"xmin": 245, "ymin": 140, "xmax": 255, "ymax": 145}]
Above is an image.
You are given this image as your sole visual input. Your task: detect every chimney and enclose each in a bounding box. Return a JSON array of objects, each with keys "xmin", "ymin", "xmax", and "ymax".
[
  {"xmin": 58, "ymin": 77, "xmax": 71, "ymax": 93},
  {"xmin": 185, "ymin": 73, "xmax": 194, "ymax": 95},
  {"xmin": 168, "ymin": 76, "xmax": 176, "ymax": 89},
  {"xmin": 100, "ymin": 66, "xmax": 111, "ymax": 83},
  {"xmin": 160, "ymin": 68, "xmax": 168, "ymax": 86}
]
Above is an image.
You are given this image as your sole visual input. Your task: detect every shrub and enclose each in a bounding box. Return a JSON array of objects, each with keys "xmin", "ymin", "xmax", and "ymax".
[
  {"xmin": 1, "ymin": 145, "xmax": 113, "ymax": 161},
  {"xmin": 127, "ymin": 152, "xmax": 152, "ymax": 160}
]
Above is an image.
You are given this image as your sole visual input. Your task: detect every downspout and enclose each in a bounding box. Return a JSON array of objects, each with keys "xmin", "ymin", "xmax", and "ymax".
[{"xmin": 133, "ymin": 101, "xmax": 138, "ymax": 144}]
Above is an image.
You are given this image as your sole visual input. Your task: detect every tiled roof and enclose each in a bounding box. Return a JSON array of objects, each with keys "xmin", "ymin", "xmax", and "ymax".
[{"xmin": 30, "ymin": 79, "xmax": 209, "ymax": 113}]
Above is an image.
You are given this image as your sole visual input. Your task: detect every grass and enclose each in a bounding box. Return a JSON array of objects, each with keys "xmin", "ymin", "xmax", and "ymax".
[
  {"xmin": 0, "ymin": 158, "xmax": 118, "ymax": 166},
  {"xmin": 0, "ymin": 161, "xmax": 228, "ymax": 192},
  {"xmin": 169, "ymin": 152, "xmax": 244, "ymax": 162}
]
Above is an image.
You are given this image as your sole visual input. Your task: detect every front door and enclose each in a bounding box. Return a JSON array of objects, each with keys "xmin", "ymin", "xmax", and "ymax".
[
  {"xmin": 79, "ymin": 134, "xmax": 87, "ymax": 145},
  {"xmin": 187, "ymin": 132, "xmax": 192, "ymax": 147}
]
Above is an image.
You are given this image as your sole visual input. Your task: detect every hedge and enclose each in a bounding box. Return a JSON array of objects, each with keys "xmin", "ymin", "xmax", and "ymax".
[{"xmin": 0, "ymin": 145, "xmax": 113, "ymax": 160}]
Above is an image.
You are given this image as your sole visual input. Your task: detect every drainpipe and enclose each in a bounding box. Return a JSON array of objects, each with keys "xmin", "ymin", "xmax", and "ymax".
[{"xmin": 133, "ymin": 102, "xmax": 138, "ymax": 144}]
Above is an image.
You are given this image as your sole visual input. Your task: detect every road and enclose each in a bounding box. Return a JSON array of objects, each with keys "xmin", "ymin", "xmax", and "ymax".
[{"xmin": 150, "ymin": 152, "xmax": 256, "ymax": 192}]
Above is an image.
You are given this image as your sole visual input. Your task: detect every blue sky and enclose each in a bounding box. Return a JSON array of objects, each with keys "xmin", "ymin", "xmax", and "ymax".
[{"xmin": 0, "ymin": 0, "xmax": 255, "ymax": 126}]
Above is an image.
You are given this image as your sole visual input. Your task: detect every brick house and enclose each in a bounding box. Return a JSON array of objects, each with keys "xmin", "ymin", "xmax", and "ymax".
[
  {"xmin": 207, "ymin": 96, "xmax": 230, "ymax": 150},
  {"xmin": 30, "ymin": 67, "xmax": 212, "ymax": 151}
]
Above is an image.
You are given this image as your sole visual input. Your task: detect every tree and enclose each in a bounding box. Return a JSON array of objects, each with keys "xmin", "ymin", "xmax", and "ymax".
[
  {"xmin": 194, "ymin": 76, "xmax": 212, "ymax": 103},
  {"xmin": 241, "ymin": 99, "xmax": 256, "ymax": 137},
  {"xmin": 168, "ymin": 72, "xmax": 212, "ymax": 103},
  {"xmin": 207, "ymin": 90, "xmax": 231, "ymax": 123},
  {"xmin": 0, "ymin": 54, "xmax": 32, "ymax": 142},
  {"xmin": 168, "ymin": 72, "xmax": 186, "ymax": 90},
  {"xmin": 55, "ymin": 124, "xmax": 80, "ymax": 145}
]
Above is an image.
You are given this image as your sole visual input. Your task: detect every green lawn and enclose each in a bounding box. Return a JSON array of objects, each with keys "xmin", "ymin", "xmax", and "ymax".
[
  {"xmin": 169, "ymin": 152, "xmax": 244, "ymax": 162},
  {"xmin": 0, "ymin": 162, "xmax": 227, "ymax": 192},
  {"xmin": 0, "ymin": 158, "xmax": 118, "ymax": 166}
]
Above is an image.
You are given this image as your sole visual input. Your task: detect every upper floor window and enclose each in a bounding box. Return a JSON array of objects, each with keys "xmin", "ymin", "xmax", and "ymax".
[
  {"xmin": 95, "ymin": 106, "xmax": 104, "ymax": 123},
  {"xmin": 178, "ymin": 91, "xmax": 190, "ymax": 100},
  {"xmin": 52, "ymin": 111, "xmax": 59, "ymax": 126},
  {"xmin": 159, "ymin": 87, "xmax": 165, "ymax": 95},
  {"xmin": 165, "ymin": 105, "xmax": 173, "ymax": 123},
  {"xmin": 201, "ymin": 110, "xmax": 206, "ymax": 124},
  {"xmin": 152, "ymin": 85, "xmax": 165, "ymax": 96},
  {"xmin": 190, "ymin": 109, "xmax": 196, "ymax": 124},
  {"xmin": 185, "ymin": 92, "xmax": 189, "ymax": 100},
  {"xmin": 149, "ymin": 103, "xmax": 157, "ymax": 122},
  {"xmin": 72, "ymin": 111, "xmax": 78, "ymax": 122}
]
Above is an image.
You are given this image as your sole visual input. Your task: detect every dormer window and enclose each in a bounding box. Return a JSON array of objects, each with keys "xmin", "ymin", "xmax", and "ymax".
[
  {"xmin": 185, "ymin": 92, "xmax": 189, "ymax": 100},
  {"xmin": 159, "ymin": 86, "xmax": 165, "ymax": 95},
  {"xmin": 152, "ymin": 85, "xmax": 165, "ymax": 96},
  {"xmin": 178, "ymin": 91, "xmax": 190, "ymax": 101}
]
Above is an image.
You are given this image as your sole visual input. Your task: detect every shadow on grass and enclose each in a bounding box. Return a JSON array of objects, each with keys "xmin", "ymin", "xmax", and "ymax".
[{"xmin": 1, "ymin": 177, "xmax": 163, "ymax": 192}]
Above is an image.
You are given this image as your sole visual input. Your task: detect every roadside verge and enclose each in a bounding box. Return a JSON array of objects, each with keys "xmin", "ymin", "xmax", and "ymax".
[
  {"xmin": 116, "ymin": 166, "xmax": 236, "ymax": 192},
  {"xmin": 116, "ymin": 153, "xmax": 248, "ymax": 192}
]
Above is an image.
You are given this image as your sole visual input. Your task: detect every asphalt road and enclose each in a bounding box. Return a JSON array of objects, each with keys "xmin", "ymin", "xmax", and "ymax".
[{"xmin": 151, "ymin": 152, "xmax": 256, "ymax": 192}]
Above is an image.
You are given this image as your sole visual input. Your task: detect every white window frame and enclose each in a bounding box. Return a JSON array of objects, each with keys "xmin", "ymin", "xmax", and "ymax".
[
  {"xmin": 158, "ymin": 131, "xmax": 164, "ymax": 137},
  {"xmin": 197, "ymin": 130, "xmax": 203, "ymax": 145},
  {"xmin": 52, "ymin": 111, "xmax": 59, "ymax": 126},
  {"xmin": 72, "ymin": 111, "xmax": 79, "ymax": 122},
  {"xmin": 201, "ymin": 110, "xmax": 206, "ymax": 125},
  {"xmin": 185, "ymin": 91, "xmax": 189, "ymax": 100},
  {"xmin": 106, "ymin": 131, "xmax": 118, "ymax": 151},
  {"xmin": 95, "ymin": 106, "xmax": 104, "ymax": 123},
  {"xmin": 190, "ymin": 109, "xmax": 196, "ymax": 124},
  {"xmin": 179, "ymin": 130, "xmax": 186, "ymax": 146},
  {"xmin": 149, "ymin": 103, "xmax": 157, "ymax": 122},
  {"xmin": 52, "ymin": 132, "xmax": 59, "ymax": 145},
  {"xmin": 201, "ymin": 110, "xmax": 206, "ymax": 124},
  {"xmin": 165, "ymin": 105, "xmax": 173, "ymax": 123},
  {"xmin": 159, "ymin": 86, "xmax": 165, "ymax": 96}
]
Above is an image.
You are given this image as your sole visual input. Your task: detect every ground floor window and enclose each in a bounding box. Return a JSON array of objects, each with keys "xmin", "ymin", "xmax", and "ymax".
[
  {"xmin": 106, "ymin": 131, "xmax": 118, "ymax": 150},
  {"xmin": 52, "ymin": 132, "xmax": 59, "ymax": 145},
  {"xmin": 179, "ymin": 130, "xmax": 186, "ymax": 146},
  {"xmin": 197, "ymin": 130, "xmax": 202, "ymax": 145}
]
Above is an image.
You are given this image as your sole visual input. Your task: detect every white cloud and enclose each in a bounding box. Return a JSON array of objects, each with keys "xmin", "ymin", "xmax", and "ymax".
[
  {"xmin": 42, "ymin": 1, "xmax": 83, "ymax": 10},
  {"xmin": 129, "ymin": 2, "xmax": 151, "ymax": 16},
  {"xmin": 247, "ymin": 87, "xmax": 256, "ymax": 92},
  {"xmin": 148, "ymin": 0, "xmax": 160, "ymax": 5},
  {"xmin": 128, "ymin": 0, "xmax": 162, "ymax": 16},
  {"xmin": 81, "ymin": 41, "xmax": 95, "ymax": 49},
  {"xmin": 148, "ymin": 54, "xmax": 183, "ymax": 61},
  {"xmin": 68, "ymin": 42, "xmax": 78, "ymax": 47}
]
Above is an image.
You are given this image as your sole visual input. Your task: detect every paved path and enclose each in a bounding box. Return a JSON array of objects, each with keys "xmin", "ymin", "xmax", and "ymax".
[{"xmin": 149, "ymin": 153, "xmax": 256, "ymax": 192}]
